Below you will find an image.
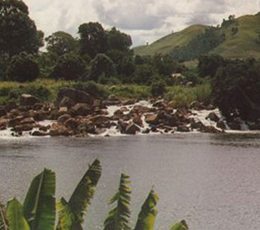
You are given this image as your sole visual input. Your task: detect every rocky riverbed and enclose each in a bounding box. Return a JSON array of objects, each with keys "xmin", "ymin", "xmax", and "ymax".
[{"xmin": 0, "ymin": 87, "xmax": 259, "ymax": 138}]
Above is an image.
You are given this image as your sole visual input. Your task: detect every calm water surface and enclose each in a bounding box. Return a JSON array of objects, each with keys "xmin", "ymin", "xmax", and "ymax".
[{"xmin": 1, "ymin": 133, "xmax": 260, "ymax": 230}]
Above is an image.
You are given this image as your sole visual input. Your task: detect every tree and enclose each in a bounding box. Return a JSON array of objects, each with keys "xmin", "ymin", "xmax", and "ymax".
[
  {"xmin": 107, "ymin": 27, "xmax": 132, "ymax": 52},
  {"xmin": 0, "ymin": 0, "xmax": 42, "ymax": 57},
  {"xmin": 7, "ymin": 52, "xmax": 39, "ymax": 82},
  {"xmin": 88, "ymin": 53, "xmax": 115, "ymax": 82},
  {"xmin": 198, "ymin": 55, "xmax": 224, "ymax": 77},
  {"xmin": 212, "ymin": 59, "xmax": 260, "ymax": 121},
  {"xmin": 51, "ymin": 53, "xmax": 86, "ymax": 80},
  {"xmin": 46, "ymin": 31, "xmax": 77, "ymax": 57},
  {"xmin": 78, "ymin": 22, "xmax": 107, "ymax": 58}
]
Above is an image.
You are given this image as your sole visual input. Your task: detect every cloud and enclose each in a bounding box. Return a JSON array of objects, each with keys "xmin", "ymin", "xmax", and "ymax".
[{"xmin": 23, "ymin": 0, "xmax": 260, "ymax": 46}]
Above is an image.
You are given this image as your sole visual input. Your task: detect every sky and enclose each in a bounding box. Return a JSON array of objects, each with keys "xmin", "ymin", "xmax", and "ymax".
[{"xmin": 24, "ymin": 0, "xmax": 260, "ymax": 47}]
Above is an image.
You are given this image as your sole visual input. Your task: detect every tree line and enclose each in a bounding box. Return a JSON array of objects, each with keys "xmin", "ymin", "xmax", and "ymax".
[{"xmin": 0, "ymin": 0, "xmax": 185, "ymax": 87}]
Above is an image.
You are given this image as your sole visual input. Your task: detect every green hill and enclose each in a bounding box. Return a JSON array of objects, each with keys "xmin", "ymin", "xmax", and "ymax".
[
  {"xmin": 134, "ymin": 13, "xmax": 260, "ymax": 59},
  {"xmin": 134, "ymin": 25, "xmax": 208, "ymax": 56}
]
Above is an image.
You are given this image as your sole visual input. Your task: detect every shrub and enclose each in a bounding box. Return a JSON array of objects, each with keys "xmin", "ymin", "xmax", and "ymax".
[
  {"xmin": 151, "ymin": 80, "xmax": 167, "ymax": 97},
  {"xmin": 7, "ymin": 52, "xmax": 39, "ymax": 82},
  {"xmin": 51, "ymin": 53, "xmax": 86, "ymax": 80}
]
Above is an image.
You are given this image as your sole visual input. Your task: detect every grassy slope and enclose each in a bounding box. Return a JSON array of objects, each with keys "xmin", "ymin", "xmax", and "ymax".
[
  {"xmin": 211, "ymin": 13, "xmax": 260, "ymax": 58},
  {"xmin": 134, "ymin": 25, "xmax": 208, "ymax": 56},
  {"xmin": 134, "ymin": 13, "xmax": 260, "ymax": 59}
]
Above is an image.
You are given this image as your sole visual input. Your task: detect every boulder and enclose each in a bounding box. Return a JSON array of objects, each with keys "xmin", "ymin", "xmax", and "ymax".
[
  {"xmin": 56, "ymin": 88, "xmax": 93, "ymax": 107},
  {"xmin": 200, "ymin": 125, "xmax": 222, "ymax": 133},
  {"xmin": 49, "ymin": 123, "xmax": 72, "ymax": 136},
  {"xmin": 64, "ymin": 118, "xmax": 79, "ymax": 130},
  {"xmin": 70, "ymin": 103, "xmax": 91, "ymax": 116},
  {"xmin": 145, "ymin": 113, "xmax": 159, "ymax": 125},
  {"xmin": 177, "ymin": 125, "xmax": 190, "ymax": 132},
  {"xmin": 125, "ymin": 123, "xmax": 140, "ymax": 135},
  {"xmin": 59, "ymin": 96, "xmax": 75, "ymax": 108},
  {"xmin": 57, "ymin": 114, "xmax": 71, "ymax": 124},
  {"xmin": 31, "ymin": 131, "xmax": 49, "ymax": 136},
  {"xmin": 132, "ymin": 114, "xmax": 143, "ymax": 127},
  {"xmin": 0, "ymin": 106, "xmax": 6, "ymax": 117},
  {"xmin": 216, "ymin": 120, "xmax": 226, "ymax": 130},
  {"xmin": 8, "ymin": 116, "xmax": 24, "ymax": 127},
  {"xmin": 20, "ymin": 94, "xmax": 40, "ymax": 106},
  {"xmin": 189, "ymin": 101, "xmax": 205, "ymax": 110},
  {"xmin": 20, "ymin": 117, "xmax": 35, "ymax": 125},
  {"xmin": 206, "ymin": 112, "xmax": 220, "ymax": 122},
  {"xmin": 117, "ymin": 119, "xmax": 128, "ymax": 133},
  {"xmin": 0, "ymin": 118, "xmax": 8, "ymax": 130},
  {"xmin": 12, "ymin": 124, "xmax": 34, "ymax": 132},
  {"xmin": 90, "ymin": 115, "xmax": 110, "ymax": 126}
]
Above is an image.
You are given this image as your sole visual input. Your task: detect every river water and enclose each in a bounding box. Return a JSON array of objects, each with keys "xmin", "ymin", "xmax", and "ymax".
[{"xmin": 1, "ymin": 133, "xmax": 260, "ymax": 229}]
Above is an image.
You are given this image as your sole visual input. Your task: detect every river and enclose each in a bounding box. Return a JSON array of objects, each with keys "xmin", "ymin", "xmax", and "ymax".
[{"xmin": 0, "ymin": 133, "xmax": 260, "ymax": 229}]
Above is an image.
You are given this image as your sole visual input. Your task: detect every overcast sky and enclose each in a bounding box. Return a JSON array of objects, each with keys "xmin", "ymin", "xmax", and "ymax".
[{"xmin": 24, "ymin": 0, "xmax": 259, "ymax": 47}]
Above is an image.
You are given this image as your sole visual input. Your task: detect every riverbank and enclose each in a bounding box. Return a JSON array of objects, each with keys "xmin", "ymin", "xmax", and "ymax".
[{"xmin": 0, "ymin": 85, "xmax": 259, "ymax": 139}]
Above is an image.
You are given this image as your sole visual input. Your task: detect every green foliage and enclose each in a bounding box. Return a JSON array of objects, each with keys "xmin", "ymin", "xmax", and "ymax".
[
  {"xmin": 104, "ymin": 173, "xmax": 131, "ymax": 230},
  {"xmin": 212, "ymin": 59, "xmax": 260, "ymax": 121},
  {"xmin": 51, "ymin": 53, "xmax": 86, "ymax": 80},
  {"xmin": 68, "ymin": 159, "xmax": 102, "ymax": 225},
  {"xmin": 134, "ymin": 64, "xmax": 153, "ymax": 84},
  {"xmin": 198, "ymin": 55, "xmax": 224, "ymax": 77},
  {"xmin": 46, "ymin": 31, "xmax": 78, "ymax": 57},
  {"xmin": 23, "ymin": 169, "xmax": 56, "ymax": 230},
  {"xmin": 88, "ymin": 54, "xmax": 115, "ymax": 82},
  {"xmin": 7, "ymin": 52, "xmax": 39, "ymax": 82},
  {"xmin": 134, "ymin": 190, "xmax": 159, "ymax": 230},
  {"xmin": 107, "ymin": 27, "xmax": 132, "ymax": 52},
  {"xmin": 0, "ymin": 0, "xmax": 41, "ymax": 57},
  {"xmin": 170, "ymin": 220, "xmax": 189, "ymax": 230},
  {"xmin": 78, "ymin": 22, "xmax": 108, "ymax": 58},
  {"xmin": 6, "ymin": 199, "xmax": 30, "ymax": 230},
  {"xmin": 151, "ymin": 80, "xmax": 167, "ymax": 97}
]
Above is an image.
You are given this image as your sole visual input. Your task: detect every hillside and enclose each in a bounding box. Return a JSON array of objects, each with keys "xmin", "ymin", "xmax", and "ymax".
[
  {"xmin": 134, "ymin": 13, "xmax": 260, "ymax": 59},
  {"xmin": 134, "ymin": 25, "xmax": 208, "ymax": 56}
]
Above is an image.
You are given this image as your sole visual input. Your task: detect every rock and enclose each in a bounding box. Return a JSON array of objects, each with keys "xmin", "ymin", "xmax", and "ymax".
[
  {"xmin": 177, "ymin": 125, "xmax": 190, "ymax": 132},
  {"xmin": 0, "ymin": 106, "xmax": 6, "ymax": 117},
  {"xmin": 216, "ymin": 120, "xmax": 226, "ymax": 129},
  {"xmin": 125, "ymin": 123, "xmax": 140, "ymax": 135},
  {"xmin": 4, "ymin": 102, "xmax": 17, "ymax": 112},
  {"xmin": 64, "ymin": 118, "xmax": 79, "ymax": 130},
  {"xmin": 142, "ymin": 128, "xmax": 150, "ymax": 134},
  {"xmin": 39, "ymin": 125, "xmax": 50, "ymax": 132},
  {"xmin": 90, "ymin": 115, "xmax": 110, "ymax": 126},
  {"xmin": 132, "ymin": 105, "xmax": 153, "ymax": 114},
  {"xmin": 227, "ymin": 120, "xmax": 241, "ymax": 130},
  {"xmin": 200, "ymin": 125, "xmax": 222, "ymax": 133},
  {"xmin": 117, "ymin": 120, "xmax": 128, "ymax": 133},
  {"xmin": 20, "ymin": 94, "xmax": 40, "ymax": 106},
  {"xmin": 57, "ymin": 114, "xmax": 71, "ymax": 124},
  {"xmin": 132, "ymin": 114, "xmax": 143, "ymax": 127},
  {"xmin": 31, "ymin": 130, "xmax": 49, "ymax": 136},
  {"xmin": 8, "ymin": 116, "xmax": 24, "ymax": 127},
  {"xmin": 145, "ymin": 113, "xmax": 159, "ymax": 125},
  {"xmin": 190, "ymin": 119, "xmax": 205, "ymax": 130},
  {"xmin": 122, "ymin": 99, "xmax": 136, "ymax": 105},
  {"xmin": 59, "ymin": 96, "xmax": 75, "ymax": 108},
  {"xmin": 12, "ymin": 124, "xmax": 34, "ymax": 132},
  {"xmin": 59, "ymin": 107, "xmax": 68, "ymax": 113},
  {"xmin": 206, "ymin": 112, "xmax": 220, "ymax": 122},
  {"xmin": 70, "ymin": 103, "xmax": 91, "ymax": 116},
  {"xmin": 190, "ymin": 101, "xmax": 205, "ymax": 110},
  {"xmin": 49, "ymin": 123, "xmax": 72, "ymax": 136},
  {"xmin": 56, "ymin": 88, "xmax": 93, "ymax": 107},
  {"xmin": 0, "ymin": 118, "xmax": 8, "ymax": 130},
  {"xmin": 20, "ymin": 117, "xmax": 35, "ymax": 125}
]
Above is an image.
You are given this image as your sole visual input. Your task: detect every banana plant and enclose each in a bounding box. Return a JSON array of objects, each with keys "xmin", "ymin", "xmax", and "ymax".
[
  {"xmin": 104, "ymin": 173, "xmax": 131, "ymax": 230},
  {"xmin": 134, "ymin": 189, "xmax": 159, "ymax": 230},
  {"xmin": 170, "ymin": 220, "xmax": 189, "ymax": 230},
  {"xmin": 57, "ymin": 159, "xmax": 102, "ymax": 229}
]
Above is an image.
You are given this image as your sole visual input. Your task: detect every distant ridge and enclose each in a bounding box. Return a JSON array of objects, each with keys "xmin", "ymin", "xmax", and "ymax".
[{"xmin": 134, "ymin": 13, "xmax": 260, "ymax": 59}]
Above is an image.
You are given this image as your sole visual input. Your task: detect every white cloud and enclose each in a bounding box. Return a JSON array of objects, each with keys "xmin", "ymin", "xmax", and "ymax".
[{"xmin": 23, "ymin": 0, "xmax": 259, "ymax": 46}]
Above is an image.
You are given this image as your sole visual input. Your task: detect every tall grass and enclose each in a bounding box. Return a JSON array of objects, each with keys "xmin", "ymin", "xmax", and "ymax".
[{"xmin": 166, "ymin": 82, "xmax": 212, "ymax": 107}]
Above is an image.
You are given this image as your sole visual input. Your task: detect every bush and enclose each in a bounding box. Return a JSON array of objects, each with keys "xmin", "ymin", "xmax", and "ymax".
[
  {"xmin": 7, "ymin": 52, "xmax": 39, "ymax": 82},
  {"xmin": 51, "ymin": 53, "xmax": 86, "ymax": 80},
  {"xmin": 151, "ymin": 80, "xmax": 167, "ymax": 97}
]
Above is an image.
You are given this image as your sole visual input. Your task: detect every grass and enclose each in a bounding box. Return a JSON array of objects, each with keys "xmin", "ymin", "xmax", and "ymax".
[
  {"xmin": 165, "ymin": 82, "xmax": 212, "ymax": 107},
  {"xmin": 134, "ymin": 25, "xmax": 207, "ymax": 56},
  {"xmin": 134, "ymin": 13, "xmax": 260, "ymax": 59},
  {"xmin": 0, "ymin": 79, "xmax": 212, "ymax": 107}
]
